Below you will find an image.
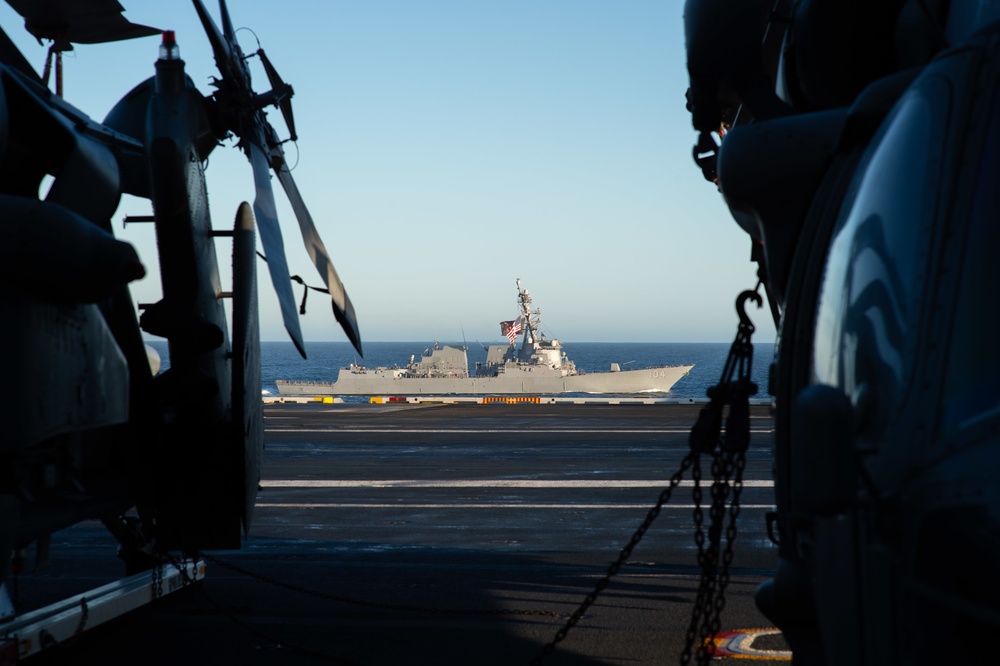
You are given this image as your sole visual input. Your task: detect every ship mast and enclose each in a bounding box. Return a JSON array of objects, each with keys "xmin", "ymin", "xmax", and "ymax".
[{"xmin": 516, "ymin": 277, "xmax": 537, "ymax": 345}]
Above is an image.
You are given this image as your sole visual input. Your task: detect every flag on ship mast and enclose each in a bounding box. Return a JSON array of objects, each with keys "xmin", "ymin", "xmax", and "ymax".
[{"xmin": 500, "ymin": 318, "xmax": 522, "ymax": 345}]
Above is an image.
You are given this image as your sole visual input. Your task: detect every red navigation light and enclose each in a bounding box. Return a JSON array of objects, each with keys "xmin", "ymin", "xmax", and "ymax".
[{"xmin": 159, "ymin": 30, "xmax": 180, "ymax": 60}]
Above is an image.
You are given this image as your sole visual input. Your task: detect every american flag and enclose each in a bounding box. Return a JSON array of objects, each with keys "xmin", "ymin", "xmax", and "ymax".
[{"xmin": 500, "ymin": 318, "xmax": 522, "ymax": 345}]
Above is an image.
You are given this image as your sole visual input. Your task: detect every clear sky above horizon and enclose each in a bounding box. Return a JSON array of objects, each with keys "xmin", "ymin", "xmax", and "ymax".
[{"xmin": 1, "ymin": 1, "xmax": 777, "ymax": 346}]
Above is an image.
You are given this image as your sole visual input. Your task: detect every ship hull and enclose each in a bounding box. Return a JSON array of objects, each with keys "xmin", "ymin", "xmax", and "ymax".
[{"xmin": 275, "ymin": 364, "xmax": 693, "ymax": 396}]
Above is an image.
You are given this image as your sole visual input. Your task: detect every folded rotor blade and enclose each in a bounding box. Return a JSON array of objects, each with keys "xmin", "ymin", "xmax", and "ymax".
[
  {"xmin": 7, "ymin": 0, "xmax": 160, "ymax": 45},
  {"xmin": 192, "ymin": 0, "xmax": 357, "ymax": 357},
  {"xmin": 192, "ymin": 0, "xmax": 234, "ymax": 75},
  {"xmin": 274, "ymin": 164, "xmax": 362, "ymax": 356},
  {"xmin": 258, "ymin": 49, "xmax": 297, "ymax": 141},
  {"xmin": 249, "ymin": 141, "xmax": 306, "ymax": 357},
  {"xmin": 218, "ymin": 0, "xmax": 237, "ymax": 43}
]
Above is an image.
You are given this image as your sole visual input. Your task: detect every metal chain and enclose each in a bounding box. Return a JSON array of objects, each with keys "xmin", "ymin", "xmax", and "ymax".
[
  {"xmin": 685, "ymin": 449, "xmax": 732, "ymax": 665},
  {"xmin": 694, "ymin": 449, "xmax": 746, "ymax": 664},
  {"xmin": 532, "ymin": 286, "xmax": 761, "ymax": 666},
  {"xmin": 152, "ymin": 285, "xmax": 761, "ymax": 666},
  {"xmin": 680, "ymin": 455, "xmax": 706, "ymax": 664},
  {"xmin": 31, "ymin": 597, "xmax": 91, "ymax": 652},
  {"xmin": 74, "ymin": 597, "xmax": 89, "ymax": 637},
  {"xmin": 713, "ymin": 451, "xmax": 746, "ymax": 632},
  {"xmin": 699, "ymin": 456, "xmax": 730, "ymax": 664},
  {"xmin": 681, "ymin": 285, "xmax": 760, "ymax": 664},
  {"xmin": 531, "ymin": 455, "xmax": 694, "ymax": 666},
  {"xmin": 152, "ymin": 561, "xmax": 163, "ymax": 600}
]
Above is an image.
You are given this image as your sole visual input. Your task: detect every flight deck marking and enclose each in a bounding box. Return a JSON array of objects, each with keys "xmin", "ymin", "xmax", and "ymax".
[
  {"xmin": 261, "ymin": 479, "xmax": 775, "ymax": 488},
  {"xmin": 255, "ymin": 502, "xmax": 776, "ymax": 509},
  {"xmin": 707, "ymin": 628, "xmax": 792, "ymax": 660},
  {"xmin": 264, "ymin": 428, "xmax": 773, "ymax": 434}
]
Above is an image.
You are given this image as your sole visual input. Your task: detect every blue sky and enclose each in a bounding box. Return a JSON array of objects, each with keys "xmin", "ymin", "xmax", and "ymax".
[{"xmin": 1, "ymin": 1, "xmax": 776, "ymax": 345}]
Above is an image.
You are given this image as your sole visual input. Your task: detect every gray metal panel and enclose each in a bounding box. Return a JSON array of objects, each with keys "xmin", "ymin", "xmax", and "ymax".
[{"xmin": 0, "ymin": 294, "xmax": 128, "ymax": 450}]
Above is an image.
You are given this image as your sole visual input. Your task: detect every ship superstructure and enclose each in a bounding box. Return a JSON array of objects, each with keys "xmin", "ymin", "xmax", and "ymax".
[{"xmin": 276, "ymin": 279, "xmax": 693, "ymax": 396}]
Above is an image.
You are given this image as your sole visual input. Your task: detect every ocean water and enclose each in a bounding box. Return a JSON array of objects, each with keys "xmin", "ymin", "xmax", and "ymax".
[{"xmin": 148, "ymin": 340, "xmax": 775, "ymax": 400}]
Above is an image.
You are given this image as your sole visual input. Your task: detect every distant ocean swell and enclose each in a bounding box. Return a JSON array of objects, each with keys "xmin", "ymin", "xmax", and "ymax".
[{"xmin": 147, "ymin": 341, "xmax": 774, "ymax": 400}]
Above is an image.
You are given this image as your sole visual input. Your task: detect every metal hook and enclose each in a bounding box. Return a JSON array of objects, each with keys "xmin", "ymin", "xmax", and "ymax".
[
  {"xmin": 692, "ymin": 131, "xmax": 719, "ymax": 182},
  {"xmin": 735, "ymin": 289, "xmax": 763, "ymax": 330}
]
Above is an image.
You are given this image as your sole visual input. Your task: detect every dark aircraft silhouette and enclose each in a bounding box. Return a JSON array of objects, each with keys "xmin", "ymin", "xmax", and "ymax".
[
  {"xmin": 0, "ymin": 0, "xmax": 361, "ymax": 592},
  {"xmin": 685, "ymin": 0, "xmax": 1000, "ymax": 663}
]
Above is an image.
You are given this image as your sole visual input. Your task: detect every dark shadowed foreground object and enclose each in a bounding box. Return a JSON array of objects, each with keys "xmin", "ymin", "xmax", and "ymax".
[
  {"xmin": 0, "ymin": 1, "xmax": 362, "ymax": 651},
  {"xmin": 684, "ymin": 0, "xmax": 1000, "ymax": 663}
]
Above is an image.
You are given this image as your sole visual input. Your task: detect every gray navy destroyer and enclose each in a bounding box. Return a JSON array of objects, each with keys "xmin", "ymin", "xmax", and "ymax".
[{"xmin": 276, "ymin": 279, "xmax": 693, "ymax": 396}]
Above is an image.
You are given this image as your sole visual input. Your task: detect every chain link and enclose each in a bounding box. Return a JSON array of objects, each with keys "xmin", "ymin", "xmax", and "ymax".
[
  {"xmin": 714, "ymin": 451, "xmax": 746, "ymax": 629},
  {"xmin": 681, "ymin": 453, "xmax": 705, "ymax": 664},
  {"xmin": 681, "ymin": 286, "xmax": 760, "ymax": 665},
  {"xmin": 135, "ymin": 287, "xmax": 761, "ymax": 666},
  {"xmin": 532, "ymin": 286, "xmax": 761, "ymax": 666},
  {"xmin": 74, "ymin": 597, "xmax": 89, "ymax": 637},
  {"xmin": 152, "ymin": 561, "xmax": 163, "ymax": 600},
  {"xmin": 531, "ymin": 455, "xmax": 694, "ymax": 666}
]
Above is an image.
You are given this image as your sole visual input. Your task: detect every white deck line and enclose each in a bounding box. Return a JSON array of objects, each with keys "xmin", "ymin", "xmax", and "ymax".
[
  {"xmin": 264, "ymin": 396, "xmax": 773, "ymax": 405},
  {"xmin": 256, "ymin": 503, "xmax": 775, "ymax": 510},
  {"xmin": 261, "ymin": 479, "xmax": 774, "ymax": 488},
  {"xmin": 264, "ymin": 428, "xmax": 774, "ymax": 434}
]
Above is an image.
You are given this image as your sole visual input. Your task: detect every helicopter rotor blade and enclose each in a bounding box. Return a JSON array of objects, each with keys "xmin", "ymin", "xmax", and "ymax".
[
  {"xmin": 191, "ymin": 0, "xmax": 234, "ymax": 71},
  {"xmin": 257, "ymin": 49, "xmax": 297, "ymax": 141},
  {"xmin": 192, "ymin": 0, "xmax": 361, "ymax": 355},
  {"xmin": 272, "ymin": 161, "xmax": 362, "ymax": 356},
  {"xmin": 249, "ymin": 140, "xmax": 306, "ymax": 357},
  {"xmin": 6, "ymin": 0, "xmax": 160, "ymax": 46},
  {"xmin": 218, "ymin": 0, "xmax": 237, "ymax": 42}
]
